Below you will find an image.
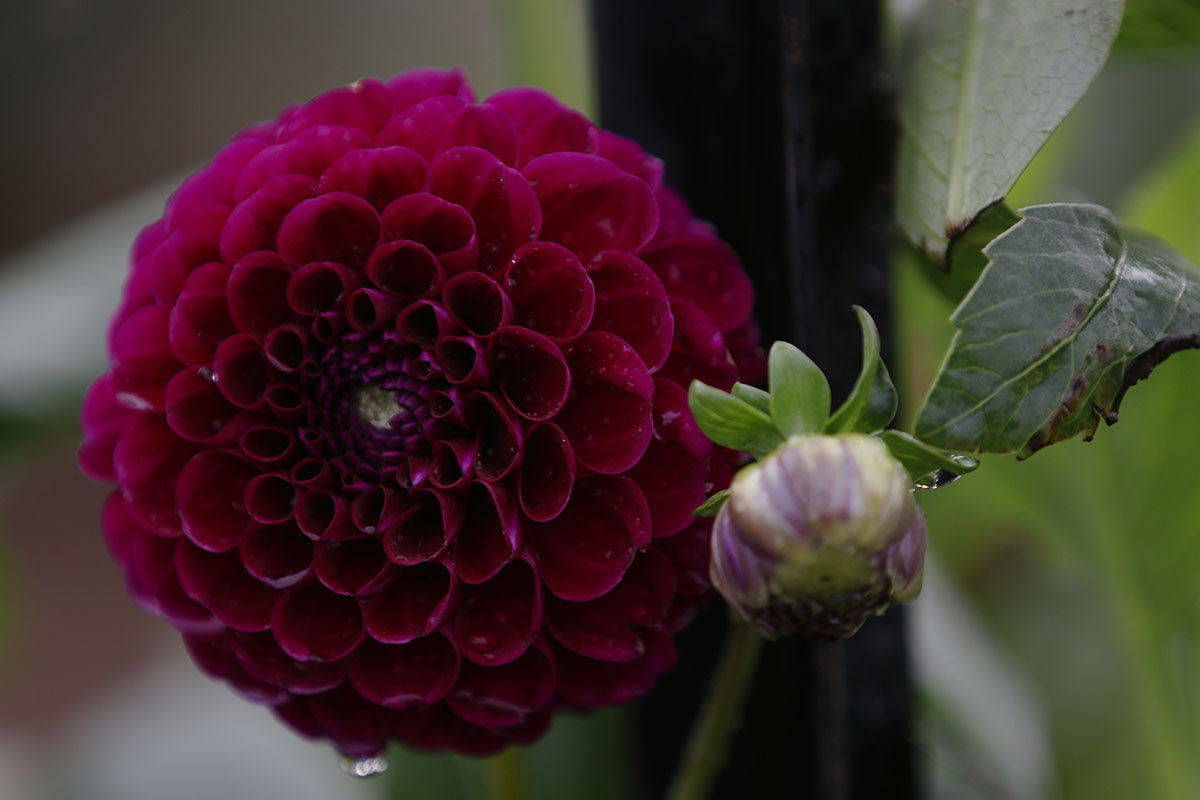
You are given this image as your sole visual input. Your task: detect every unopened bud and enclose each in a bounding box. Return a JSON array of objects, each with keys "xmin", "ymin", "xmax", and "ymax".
[{"xmin": 709, "ymin": 433, "xmax": 925, "ymax": 639}]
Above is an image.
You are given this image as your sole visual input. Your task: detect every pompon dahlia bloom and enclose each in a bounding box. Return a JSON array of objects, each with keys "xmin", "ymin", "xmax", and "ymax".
[{"xmin": 79, "ymin": 67, "xmax": 764, "ymax": 758}]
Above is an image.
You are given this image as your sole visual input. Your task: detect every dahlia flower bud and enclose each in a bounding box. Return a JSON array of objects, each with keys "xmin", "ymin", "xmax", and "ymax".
[
  {"xmin": 79, "ymin": 67, "xmax": 766, "ymax": 759},
  {"xmin": 709, "ymin": 434, "xmax": 926, "ymax": 640}
]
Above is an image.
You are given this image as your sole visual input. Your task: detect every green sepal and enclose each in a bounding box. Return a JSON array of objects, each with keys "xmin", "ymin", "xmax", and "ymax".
[
  {"xmin": 731, "ymin": 382, "xmax": 771, "ymax": 415},
  {"xmin": 825, "ymin": 306, "xmax": 898, "ymax": 434},
  {"xmin": 693, "ymin": 489, "xmax": 732, "ymax": 518},
  {"xmin": 688, "ymin": 381, "xmax": 785, "ymax": 459},
  {"xmin": 767, "ymin": 341, "xmax": 831, "ymax": 437},
  {"xmin": 877, "ymin": 429, "xmax": 979, "ymax": 484}
]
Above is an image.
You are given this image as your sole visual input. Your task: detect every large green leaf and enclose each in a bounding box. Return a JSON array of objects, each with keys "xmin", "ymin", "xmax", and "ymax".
[
  {"xmin": 895, "ymin": 0, "xmax": 1122, "ymax": 266},
  {"xmin": 915, "ymin": 203, "xmax": 1200, "ymax": 457}
]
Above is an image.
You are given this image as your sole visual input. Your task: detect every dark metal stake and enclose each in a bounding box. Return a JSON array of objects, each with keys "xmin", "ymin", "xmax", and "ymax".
[{"xmin": 590, "ymin": 1, "xmax": 912, "ymax": 797}]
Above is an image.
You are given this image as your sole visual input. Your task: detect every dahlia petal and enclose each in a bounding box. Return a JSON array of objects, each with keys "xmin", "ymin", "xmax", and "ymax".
[
  {"xmin": 648, "ymin": 377, "xmax": 713, "ymax": 460},
  {"xmin": 452, "ymin": 482, "xmax": 519, "ymax": 584},
  {"xmin": 484, "ymin": 88, "xmax": 595, "ymax": 166},
  {"xmin": 435, "ymin": 336, "xmax": 489, "ymax": 387},
  {"xmin": 113, "ymin": 415, "xmax": 195, "ymax": 537},
  {"xmin": 386, "ymin": 66, "xmax": 475, "ymax": 111},
  {"xmin": 239, "ymin": 424, "xmax": 296, "ymax": 464},
  {"xmin": 317, "ymin": 146, "xmax": 428, "ymax": 212},
  {"xmin": 227, "ymin": 252, "xmax": 294, "ymax": 337},
  {"xmin": 379, "ymin": 97, "xmax": 519, "ymax": 168},
  {"xmin": 653, "ymin": 185, "xmax": 712, "ymax": 239},
  {"xmin": 593, "ymin": 130, "xmax": 664, "ymax": 192},
  {"xmin": 155, "ymin": 568, "xmax": 224, "ymax": 636},
  {"xmin": 110, "ymin": 304, "xmax": 182, "ymax": 412},
  {"xmin": 652, "ymin": 519, "xmax": 712, "ymax": 597},
  {"xmin": 623, "ymin": 440, "xmax": 708, "ymax": 540},
  {"xmin": 454, "ymin": 559, "xmax": 541, "ymax": 666},
  {"xmin": 427, "ymin": 387, "xmax": 468, "ymax": 426},
  {"xmin": 131, "ymin": 218, "xmax": 169, "ymax": 264},
  {"xmin": 527, "ymin": 475, "xmax": 646, "ymax": 602},
  {"xmin": 503, "ymin": 242, "xmax": 595, "ymax": 340},
  {"xmin": 219, "ymin": 174, "xmax": 316, "ymax": 265},
  {"xmin": 381, "ymin": 193, "xmax": 478, "ymax": 274},
  {"xmin": 364, "ymin": 562, "xmax": 455, "ymax": 644},
  {"xmin": 639, "ymin": 233, "xmax": 754, "ymax": 332},
  {"xmin": 79, "ymin": 376, "xmax": 131, "ymax": 482},
  {"xmin": 150, "ymin": 203, "xmax": 229, "ymax": 307},
  {"xmin": 554, "ymin": 627, "xmax": 676, "ymax": 710},
  {"xmin": 295, "ymin": 489, "xmax": 354, "ymax": 541},
  {"xmin": 587, "ymin": 250, "xmax": 673, "ymax": 372},
  {"xmin": 276, "ymin": 192, "xmax": 381, "ymax": 269},
  {"xmin": 279, "ymin": 685, "xmax": 394, "ymax": 758},
  {"xmin": 286, "ymin": 261, "xmax": 360, "ymax": 315},
  {"xmin": 176, "ymin": 450, "xmax": 255, "ymax": 552},
  {"xmin": 231, "ymin": 630, "xmax": 347, "ymax": 694},
  {"xmin": 555, "ymin": 330, "xmax": 654, "ymax": 474},
  {"xmin": 101, "ymin": 491, "xmax": 139, "ymax": 563},
  {"xmin": 123, "ymin": 522, "xmax": 178, "ymax": 608},
  {"xmin": 264, "ymin": 383, "xmax": 306, "ymax": 423},
  {"xmin": 443, "ymin": 272, "xmax": 511, "ymax": 336},
  {"xmin": 724, "ymin": 318, "xmax": 768, "ymax": 383},
  {"xmin": 546, "ymin": 549, "xmax": 676, "ymax": 662},
  {"xmin": 244, "ymin": 473, "xmax": 297, "ymax": 524},
  {"xmin": 429, "ymin": 147, "xmax": 541, "ymax": 273},
  {"xmin": 314, "ymin": 535, "xmax": 393, "ymax": 596},
  {"xmin": 311, "ymin": 310, "xmax": 348, "ymax": 344},
  {"xmin": 239, "ymin": 522, "xmax": 313, "ymax": 588},
  {"xmin": 165, "ymin": 367, "xmax": 241, "ymax": 443},
  {"xmin": 169, "ymin": 261, "xmax": 234, "ymax": 366},
  {"xmin": 419, "ymin": 705, "xmax": 508, "ymax": 756},
  {"xmin": 523, "ymin": 152, "xmax": 658, "ymax": 263},
  {"xmin": 382, "ymin": 490, "xmax": 459, "ymax": 564},
  {"xmin": 212, "ymin": 333, "xmax": 270, "ymax": 408},
  {"xmin": 429, "ymin": 437, "xmax": 475, "ymax": 489},
  {"xmin": 346, "ymin": 288, "xmax": 402, "ymax": 332},
  {"xmin": 234, "ymin": 125, "xmax": 371, "ymax": 201},
  {"xmin": 271, "ymin": 583, "xmax": 365, "ymax": 662},
  {"xmin": 467, "ymin": 391, "xmax": 523, "ymax": 482},
  {"xmin": 446, "ymin": 642, "xmax": 555, "ymax": 728},
  {"xmin": 278, "ymin": 78, "xmax": 393, "ymax": 141},
  {"xmin": 517, "ymin": 422, "xmax": 574, "ymax": 522},
  {"xmin": 394, "ymin": 301, "xmax": 451, "ymax": 350},
  {"xmin": 176, "ymin": 540, "xmax": 282, "ymax": 631},
  {"xmin": 350, "ymin": 635, "xmax": 459, "ymax": 708},
  {"xmin": 488, "ymin": 327, "xmax": 569, "ymax": 421},
  {"xmin": 185, "ymin": 635, "xmax": 292, "ymax": 706},
  {"xmin": 366, "ymin": 239, "xmax": 442, "ymax": 297},
  {"xmin": 349, "ymin": 486, "xmax": 408, "ymax": 535},
  {"xmin": 165, "ymin": 137, "xmax": 267, "ymax": 227},
  {"xmin": 655, "ymin": 297, "xmax": 739, "ymax": 391}
]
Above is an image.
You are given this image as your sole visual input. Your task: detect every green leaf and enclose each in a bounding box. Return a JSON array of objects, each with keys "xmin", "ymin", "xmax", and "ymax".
[
  {"xmin": 825, "ymin": 306, "xmax": 899, "ymax": 434},
  {"xmin": 877, "ymin": 429, "xmax": 980, "ymax": 485},
  {"xmin": 915, "ymin": 203, "xmax": 1200, "ymax": 457},
  {"xmin": 1115, "ymin": 0, "xmax": 1200, "ymax": 50},
  {"xmin": 730, "ymin": 382, "xmax": 772, "ymax": 415},
  {"xmin": 688, "ymin": 381, "xmax": 785, "ymax": 458},
  {"xmin": 767, "ymin": 341, "xmax": 830, "ymax": 436},
  {"xmin": 895, "ymin": 0, "xmax": 1122, "ymax": 266},
  {"xmin": 693, "ymin": 489, "xmax": 731, "ymax": 517}
]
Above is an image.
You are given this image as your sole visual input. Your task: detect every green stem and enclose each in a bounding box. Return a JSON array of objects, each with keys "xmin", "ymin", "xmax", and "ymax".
[
  {"xmin": 665, "ymin": 619, "xmax": 765, "ymax": 800},
  {"xmin": 486, "ymin": 746, "xmax": 525, "ymax": 800}
]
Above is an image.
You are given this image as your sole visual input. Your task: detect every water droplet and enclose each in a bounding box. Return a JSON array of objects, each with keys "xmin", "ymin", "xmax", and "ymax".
[
  {"xmin": 915, "ymin": 469, "xmax": 962, "ymax": 490},
  {"xmin": 340, "ymin": 755, "xmax": 388, "ymax": 778}
]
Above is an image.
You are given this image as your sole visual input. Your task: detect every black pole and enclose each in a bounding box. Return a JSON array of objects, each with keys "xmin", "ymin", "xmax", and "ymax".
[{"xmin": 589, "ymin": 2, "xmax": 912, "ymax": 798}]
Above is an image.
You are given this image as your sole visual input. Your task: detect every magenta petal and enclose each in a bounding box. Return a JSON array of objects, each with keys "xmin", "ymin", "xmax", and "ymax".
[
  {"xmin": 443, "ymin": 272, "xmax": 510, "ymax": 336},
  {"xmin": 638, "ymin": 233, "xmax": 754, "ymax": 332},
  {"xmin": 454, "ymin": 560, "xmax": 541, "ymax": 666},
  {"xmin": 555, "ymin": 330, "xmax": 654, "ymax": 474},
  {"xmin": 231, "ymin": 630, "xmax": 346, "ymax": 694},
  {"xmin": 350, "ymin": 635, "xmax": 460, "ymax": 707},
  {"xmin": 212, "ymin": 334, "xmax": 270, "ymax": 408},
  {"xmin": 366, "ymin": 239, "xmax": 442, "ymax": 297},
  {"xmin": 429, "ymin": 437, "xmax": 475, "ymax": 489},
  {"xmin": 527, "ymin": 475, "xmax": 647, "ymax": 601},
  {"xmin": 278, "ymin": 78, "xmax": 393, "ymax": 140},
  {"xmin": 386, "ymin": 66, "xmax": 474, "ymax": 111},
  {"xmin": 382, "ymin": 490, "xmax": 459, "ymax": 564},
  {"xmin": 381, "ymin": 193, "xmax": 478, "ymax": 273},
  {"xmin": 430, "ymin": 147, "xmax": 541, "ymax": 273},
  {"xmin": 149, "ymin": 203, "xmax": 228, "ymax": 307},
  {"xmin": 244, "ymin": 473, "xmax": 297, "ymax": 524},
  {"xmin": 467, "ymin": 391, "xmax": 523, "ymax": 482},
  {"xmin": 113, "ymin": 415, "xmax": 195, "ymax": 537},
  {"xmin": 239, "ymin": 522, "xmax": 313, "ymax": 589},
  {"xmin": 295, "ymin": 489, "xmax": 354, "ymax": 541},
  {"xmin": 286, "ymin": 261, "xmax": 359, "ymax": 315},
  {"xmin": 649, "ymin": 377, "xmax": 713, "ymax": 460},
  {"xmin": 176, "ymin": 539, "xmax": 281, "ymax": 631},
  {"xmin": 379, "ymin": 97, "xmax": 519, "ymax": 167},
  {"xmin": 101, "ymin": 490, "xmax": 139, "ymax": 563},
  {"xmin": 176, "ymin": 450, "xmax": 254, "ymax": 552},
  {"xmin": 447, "ymin": 642, "xmax": 555, "ymax": 728},
  {"xmin": 234, "ymin": 125, "xmax": 370, "ymax": 201},
  {"xmin": 239, "ymin": 425, "xmax": 295, "ymax": 464},
  {"xmin": 488, "ymin": 327, "xmax": 569, "ymax": 420},
  {"xmin": 503, "ymin": 242, "xmax": 595, "ymax": 340},
  {"xmin": 655, "ymin": 297, "xmax": 739, "ymax": 392},
  {"xmin": 346, "ymin": 288, "xmax": 403, "ymax": 331},
  {"xmin": 219, "ymin": 174, "xmax": 316, "ymax": 265},
  {"xmin": 271, "ymin": 583, "xmax": 365, "ymax": 662},
  {"xmin": 227, "ymin": 252, "xmax": 294, "ymax": 337},
  {"xmin": 314, "ymin": 536, "xmax": 393, "ymax": 596},
  {"xmin": 624, "ymin": 440, "xmax": 708, "ymax": 539},
  {"xmin": 122, "ymin": 523, "xmax": 178, "ymax": 610},
  {"xmin": 518, "ymin": 423, "xmax": 574, "ymax": 522},
  {"xmin": 185, "ymin": 635, "xmax": 291, "ymax": 706},
  {"xmin": 364, "ymin": 562, "xmax": 455, "ymax": 644},
  {"xmin": 110, "ymin": 304, "xmax": 182, "ymax": 412},
  {"xmin": 317, "ymin": 146, "xmax": 428, "ymax": 211},
  {"xmin": 485, "ymin": 88, "xmax": 595, "ymax": 165},
  {"xmin": 395, "ymin": 299, "xmax": 451, "ymax": 350},
  {"xmin": 435, "ymin": 336, "xmax": 489, "ymax": 387},
  {"xmin": 554, "ymin": 627, "xmax": 676, "ymax": 710},
  {"xmin": 169, "ymin": 262, "xmax": 234, "ymax": 365},
  {"xmin": 587, "ymin": 250, "xmax": 673, "ymax": 372},
  {"xmin": 546, "ymin": 549, "xmax": 676, "ymax": 662},
  {"xmin": 263, "ymin": 324, "xmax": 309, "ymax": 372},
  {"xmin": 523, "ymin": 152, "xmax": 658, "ymax": 263},
  {"xmin": 593, "ymin": 130, "xmax": 664, "ymax": 192},
  {"xmin": 277, "ymin": 192, "xmax": 381, "ymax": 269},
  {"xmin": 453, "ymin": 482, "xmax": 518, "ymax": 584},
  {"xmin": 274, "ymin": 685, "xmax": 393, "ymax": 757},
  {"xmin": 165, "ymin": 137, "xmax": 265, "ymax": 227},
  {"xmin": 79, "ymin": 376, "xmax": 131, "ymax": 482}
]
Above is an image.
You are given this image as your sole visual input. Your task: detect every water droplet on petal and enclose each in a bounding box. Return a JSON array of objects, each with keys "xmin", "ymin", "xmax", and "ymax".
[
  {"xmin": 914, "ymin": 469, "xmax": 962, "ymax": 490},
  {"xmin": 341, "ymin": 755, "xmax": 388, "ymax": 778}
]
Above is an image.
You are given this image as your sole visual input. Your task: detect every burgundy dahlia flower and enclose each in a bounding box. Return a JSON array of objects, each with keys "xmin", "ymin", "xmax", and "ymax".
[{"xmin": 79, "ymin": 67, "xmax": 763, "ymax": 758}]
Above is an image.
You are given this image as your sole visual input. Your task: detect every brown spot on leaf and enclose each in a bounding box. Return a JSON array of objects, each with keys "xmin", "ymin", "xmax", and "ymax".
[{"xmin": 1110, "ymin": 333, "xmax": 1200, "ymax": 419}]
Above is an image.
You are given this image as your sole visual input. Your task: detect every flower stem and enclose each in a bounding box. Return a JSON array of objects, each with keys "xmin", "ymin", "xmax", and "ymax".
[
  {"xmin": 665, "ymin": 619, "xmax": 764, "ymax": 800},
  {"xmin": 485, "ymin": 746, "xmax": 525, "ymax": 800}
]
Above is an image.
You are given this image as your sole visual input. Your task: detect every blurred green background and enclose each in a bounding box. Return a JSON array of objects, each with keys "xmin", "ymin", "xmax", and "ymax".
[{"xmin": 3, "ymin": 1, "xmax": 1200, "ymax": 798}]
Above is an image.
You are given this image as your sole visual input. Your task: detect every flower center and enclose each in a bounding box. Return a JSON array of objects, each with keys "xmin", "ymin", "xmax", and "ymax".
[{"xmin": 352, "ymin": 383, "xmax": 405, "ymax": 431}]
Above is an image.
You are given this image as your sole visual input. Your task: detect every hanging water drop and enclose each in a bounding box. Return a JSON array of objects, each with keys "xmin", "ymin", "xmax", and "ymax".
[
  {"xmin": 914, "ymin": 468, "xmax": 962, "ymax": 490},
  {"xmin": 340, "ymin": 754, "xmax": 389, "ymax": 778}
]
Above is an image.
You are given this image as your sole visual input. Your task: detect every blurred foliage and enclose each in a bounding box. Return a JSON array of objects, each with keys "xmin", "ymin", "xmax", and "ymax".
[{"xmin": 1117, "ymin": 0, "xmax": 1200, "ymax": 49}]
